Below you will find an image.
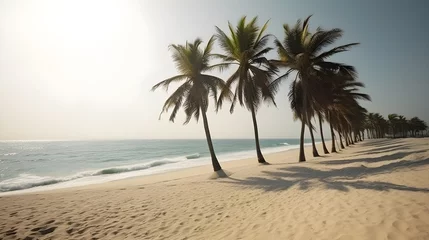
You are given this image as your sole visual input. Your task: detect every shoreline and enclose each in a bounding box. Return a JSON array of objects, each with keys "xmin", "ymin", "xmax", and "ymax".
[{"xmin": 0, "ymin": 141, "xmax": 321, "ymax": 196}]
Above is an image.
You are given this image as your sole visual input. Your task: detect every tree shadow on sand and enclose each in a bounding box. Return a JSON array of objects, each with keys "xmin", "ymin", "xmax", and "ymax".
[
  {"xmin": 224, "ymin": 151, "xmax": 429, "ymax": 193},
  {"xmin": 358, "ymin": 139, "xmax": 403, "ymax": 147},
  {"xmin": 351, "ymin": 144, "xmax": 409, "ymax": 155},
  {"xmin": 351, "ymin": 146, "xmax": 410, "ymax": 156},
  {"xmin": 322, "ymin": 150, "xmax": 427, "ymax": 165}
]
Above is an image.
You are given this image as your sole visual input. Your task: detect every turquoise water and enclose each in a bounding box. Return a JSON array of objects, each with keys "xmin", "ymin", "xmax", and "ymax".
[{"xmin": 0, "ymin": 138, "xmax": 318, "ymax": 193}]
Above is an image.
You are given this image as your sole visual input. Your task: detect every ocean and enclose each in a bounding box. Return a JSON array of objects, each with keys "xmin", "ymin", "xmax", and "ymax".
[{"xmin": 0, "ymin": 138, "xmax": 318, "ymax": 193}]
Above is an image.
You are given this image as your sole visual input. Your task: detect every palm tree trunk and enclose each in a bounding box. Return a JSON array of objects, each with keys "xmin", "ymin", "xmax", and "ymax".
[
  {"xmin": 318, "ymin": 114, "xmax": 329, "ymax": 154},
  {"xmin": 201, "ymin": 110, "xmax": 222, "ymax": 171},
  {"xmin": 339, "ymin": 132, "xmax": 345, "ymax": 149},
  {"xmin": 349, "ymin": 132, "xmax": 354, "ymax": 144},
  {"xmin": 299, "ymin": 121, "xmax": 306, "ymax": 162},
  {"xmin": 250, "ymin": 107, "xmax": 266, "ymax": 164},
  {"xmin": 299, "ymin": 76, "xmax": 310, "ymax": 162},
  {"xmin": 329, "ymin": 121, "xmax": 337, "ymax": 153},
  {"xmin": 308, "ymin": 124, "xmax": 320, "ymax": 157},
  {"xmin": 344, "ymin": 132, "xmax": 349, "ymax": 146}
]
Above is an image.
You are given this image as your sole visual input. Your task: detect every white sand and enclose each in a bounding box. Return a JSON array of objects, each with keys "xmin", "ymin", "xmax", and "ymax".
[{"xmin": 1, "ymin": 138, "xmax": 429, "ymax": 239}]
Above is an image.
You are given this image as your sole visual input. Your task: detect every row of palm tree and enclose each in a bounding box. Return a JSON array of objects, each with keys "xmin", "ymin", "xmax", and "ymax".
[
  {"xmin": 370, "ymin": 114, "xmax": 428, "ymax": 138},
  {"xmin": 152, "ymin": 16, "xmax": 372, "ymax": 172},
  {"xmin": 269, "ymin": 16, "xmax": 370, "ymax": 161}
]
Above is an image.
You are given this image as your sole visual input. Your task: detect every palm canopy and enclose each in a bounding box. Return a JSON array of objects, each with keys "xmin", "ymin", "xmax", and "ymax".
[
  {"xmin": 270, "ymin": 15, "xmax": 359, "ymax": 93},
  {"xmin": 322, "ymin": 71, "xmax": 369, "ymax": 132},
  {"xmin": 215, "ymin": 16, "xmax": 277, "ymax": 112},
  {"xmin": 388, "ymin": 114, "xmax": 399, "ymax": 121},
  {"xmin": 152, "ymin": 37, "xmax": 230, "ymax": 124}
]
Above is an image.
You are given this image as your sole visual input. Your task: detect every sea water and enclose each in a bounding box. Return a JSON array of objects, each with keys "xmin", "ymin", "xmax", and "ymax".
[{"xmin": 0, "ymin": 139, "xmax": 319, "ymax": 193}]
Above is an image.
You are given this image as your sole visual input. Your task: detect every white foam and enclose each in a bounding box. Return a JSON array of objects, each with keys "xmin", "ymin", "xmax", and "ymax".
[
  {"xmin": 0, "ymin": 142, "xmax": 313, "ymax": 195},
  {"xmin": 3, "ymin": 152, "xmax": 17, "ymax": 156}
]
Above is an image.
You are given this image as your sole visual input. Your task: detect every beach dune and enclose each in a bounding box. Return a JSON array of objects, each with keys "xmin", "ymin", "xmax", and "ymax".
[{"xmin": 1, "ymin": 138, "xmax": 429, "ymax": 239}]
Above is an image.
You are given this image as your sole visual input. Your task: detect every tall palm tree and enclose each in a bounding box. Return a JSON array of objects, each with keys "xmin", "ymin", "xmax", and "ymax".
[
  {"xmin": 317, "ymin": 112, "xmax": 330, "ymax": 154},
  {"xmin": 270, "ymin": 16, "xmax": 359, "ymax": 161},
  {"xmin": 216, "ymin": 16, "xmax": 277, "ymax": 164},
  {"xmin": 320, "ymin": 69, "xmax": 370, "ymax": 151},
  {"xmin": 152, "ymin": 37, "xmax": 230, "ymax": 172},
  {"xmin": 288, "ymin": 76, "xmax": 321, "ymax": 158}
]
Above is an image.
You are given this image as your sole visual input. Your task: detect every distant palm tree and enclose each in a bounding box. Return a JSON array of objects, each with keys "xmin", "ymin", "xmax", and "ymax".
[
  {"xmin": 152, "ymin": 37, "xmax": 230, "ymax": 172},
  {"xmin": 388, "ymin": 114, "xmax": 399, "ymax": 138},
  {"xmin": 215, "ymin": 16, "xmax": 277, "ymax": 164},
  {"xmin": 366, "ymin": 113, "xmax": 388, "ymax": 138},
  {"xmin": 320, "ymin": 68, "xmax": 370, "ymax": 151},
  {"xmin": 271, "ymin": 16, "xmax": 359, "ymax": 161},
  {"xmin": 408, "ymin": 117, "xmax": 428, "ymax": 137},
  {"xmin": 398, "ymin": 115, "xmax": 407, "ymax": 137}
]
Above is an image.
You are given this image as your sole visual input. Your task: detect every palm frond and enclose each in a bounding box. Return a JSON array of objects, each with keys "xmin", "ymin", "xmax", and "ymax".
[
  {"xmin": 308, "ymin": 28, "xmax": 343, "ymax": 55},
  {"xmin": 313, "ymin": 43, "xmax": 359, "ymax": 61},
  {"xmin": 151, "ymin": 75, "xmax": 187, "ymax": 91}
]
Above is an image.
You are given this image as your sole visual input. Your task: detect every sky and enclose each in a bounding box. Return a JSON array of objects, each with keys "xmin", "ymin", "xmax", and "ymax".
[{"xmin": 0, "ymin": 0, "xmax": 428, "ymax": 140}]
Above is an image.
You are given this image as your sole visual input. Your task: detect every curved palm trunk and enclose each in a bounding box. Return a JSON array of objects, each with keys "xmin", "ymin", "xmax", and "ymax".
[
  {"xmin": 339, "ymin": 132, "xmax": 345, "ymax": 149},
  {"xmin": 318, "ymin": 114, "xmax": 329, "ymax": 154},
  {"xmin": 299, "ymin": 73, "xmax": 311, "ymax": 162},
  {"xmin": 299, "ymin": 121, "xmax": 306, "ymax": 162},
  {"xmin": 345, "ymin": 132, "xmax": 349, "ymax": 146},
  {"xmin": 201, "ymin": 110, "xmax": 222, "ymax": 171},
  {"xmin": 308, "ymin": 124, "xmax": 320, "ymax": 157},
  {"xmin": 250, "ymin": 107, "xmax": 266, "ymax": 164},
  {"xmin": 329, "ymin": 121, "xmax": 337, "ymax": 153},
  {"xmin": 349, "ymin": 132, "xmax": 354, "ymax": 144}
]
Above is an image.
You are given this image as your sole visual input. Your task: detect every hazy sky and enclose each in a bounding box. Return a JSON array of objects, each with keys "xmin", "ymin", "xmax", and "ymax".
[{"xmin": 1, "ymin": 0, "xmax": 428, "ymax": 140}]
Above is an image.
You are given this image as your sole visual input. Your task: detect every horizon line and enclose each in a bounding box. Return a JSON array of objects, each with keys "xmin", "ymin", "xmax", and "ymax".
[{"xmin": 0, "ymin": 137, "xmax": 322, "ymax": 142}]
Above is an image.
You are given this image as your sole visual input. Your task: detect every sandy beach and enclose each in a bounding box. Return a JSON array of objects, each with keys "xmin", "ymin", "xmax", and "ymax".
[{"xmin": 1, "ymin": 138, "xmax": 429, "ymax": 240}]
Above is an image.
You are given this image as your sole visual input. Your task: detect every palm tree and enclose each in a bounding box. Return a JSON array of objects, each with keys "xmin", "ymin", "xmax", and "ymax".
[
  {"xmin": 152, "ymin": 37, "xmax": 230, "ymax": 172},
  {"xmin": 367, "ymin": 113, "xmax": 376, "ymax": 138},
  {"xmin": 317, "ymin": 65, "xmax": 370, "ymax": 151},
  {"xmin": 216, "ymin": 16, "xmax": 277, "ymax": 164},
  {"xmin": 366, "ymin": 113, "xmax": 388, "ymax": 138},
  {"xmin": 317, "ymin": 112, "xmax": 330, "ymax": 154},
  {"xmin": 408, "ymin": 117, "xmax": 428, "ymax": 137},
  {"xmin": 306, "ymin": 61, "xmax": 369, "ymax": 150},
  {"xmin": 398, "ymin": 115, "xmax": 407, "ymax": 137},
  {"xmin": 270, "ymin": 16, "xmax": 359, "ymax": 161},
  {"xmin": 288, "ymin": 75, "xmax": 321, "ymax": 158},
  {"xmin": 388, "ymin": 114, "xmax": 399, "ymax": 138}
]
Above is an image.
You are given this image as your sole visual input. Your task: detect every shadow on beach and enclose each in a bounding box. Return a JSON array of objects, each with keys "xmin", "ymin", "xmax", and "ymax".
[{"xmin": 223, "ymin": 148, "xmax": 429, "ymax": 193}]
